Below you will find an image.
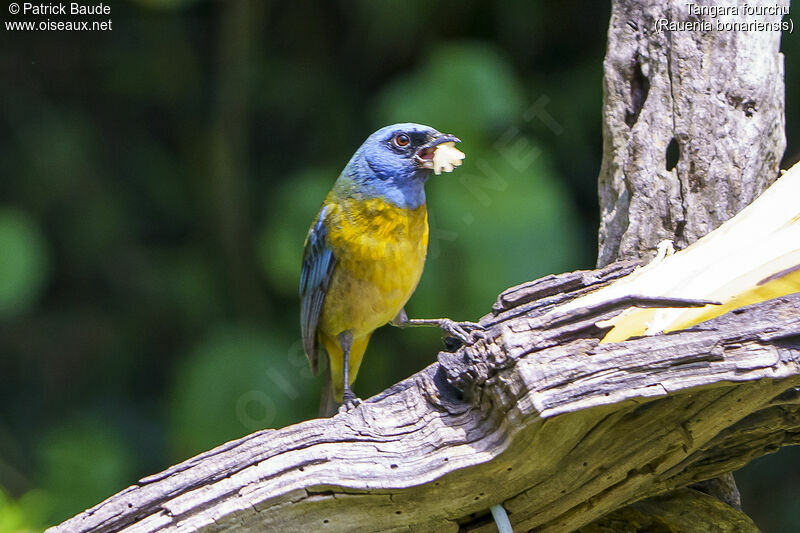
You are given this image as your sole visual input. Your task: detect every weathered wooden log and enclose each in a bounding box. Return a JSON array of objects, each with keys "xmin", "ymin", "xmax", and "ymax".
[
  {"xmin": 577, "ymin": 488, "xmax": 759, "ymax": 533},
  {"xmin": 49, "ymin": 263, "xmax": 800, "ymax": 533}
]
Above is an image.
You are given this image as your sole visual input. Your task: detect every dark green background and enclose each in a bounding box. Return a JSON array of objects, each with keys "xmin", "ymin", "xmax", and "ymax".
[{"xmin": 0, "ymin": 1, "xmax": 798, "ymax": 531}]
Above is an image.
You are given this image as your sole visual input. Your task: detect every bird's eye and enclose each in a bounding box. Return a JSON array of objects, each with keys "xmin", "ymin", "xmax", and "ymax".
[{"xmin": 393, "ymin": 133, "xmax": 411, "ymax": 148}]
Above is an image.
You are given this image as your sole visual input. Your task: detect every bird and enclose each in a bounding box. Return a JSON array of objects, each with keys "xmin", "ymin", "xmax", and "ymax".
[{"xmin": 299, "ymin": 123, "xmax": 481, "ymax": 415}]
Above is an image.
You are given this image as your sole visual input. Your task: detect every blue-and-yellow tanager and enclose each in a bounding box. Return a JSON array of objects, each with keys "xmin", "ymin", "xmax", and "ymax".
[{"xmin": 300, "ymin": 123, "xmax": 480, "ymax": 414}]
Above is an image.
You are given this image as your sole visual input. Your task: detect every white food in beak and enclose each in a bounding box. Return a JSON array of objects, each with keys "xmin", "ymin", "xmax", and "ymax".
[{"xmin": 432, "ymin": 142, "xmax": 465, "ymax": 175}]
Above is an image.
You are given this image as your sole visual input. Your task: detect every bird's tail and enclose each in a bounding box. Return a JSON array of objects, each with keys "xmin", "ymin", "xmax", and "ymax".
[
  {"xmin": 318, "ymin": 365, "xmax": 338, "ymax": 418},
  {"xmin": 317, "ymin": 332, "xmax": 372, "ymax": 417}
]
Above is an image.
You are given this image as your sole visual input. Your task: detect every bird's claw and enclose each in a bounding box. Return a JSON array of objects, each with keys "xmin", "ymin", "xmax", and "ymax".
[
  {"xmin": 338, "ymin": 392, "xmax": 362, "ymax": 414},
  {"xmin": 440, "ymin": 319, "xmax": 485, "ymax": 345}
]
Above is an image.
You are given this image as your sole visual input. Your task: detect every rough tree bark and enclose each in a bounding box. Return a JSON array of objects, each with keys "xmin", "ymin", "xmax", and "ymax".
[
  {"xmin": 50, "ymin": 1, "xmax": 795, "ymax": 532},
  {"xmin": 594, "ymin": 1, "xmax": 788, "ymax": 528},
  {"xmin": 597, "ymin": 0, "xmax": 786, "ymax": 267},
  {"xmin": 49, "ymin": 274, "xmax": 800, "ymax": 533}
]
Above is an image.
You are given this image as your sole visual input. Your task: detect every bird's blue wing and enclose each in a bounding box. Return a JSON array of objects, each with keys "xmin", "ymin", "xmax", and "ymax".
[{"xmin": 300, "ymin": 205, "xmax": 336, "ymax": 375}]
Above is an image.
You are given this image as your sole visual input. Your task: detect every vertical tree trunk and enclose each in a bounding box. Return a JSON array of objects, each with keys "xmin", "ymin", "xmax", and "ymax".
[
  {"xmin": 591, "ymin": 0, "xmax": 788, "ymax": 528},
  {"xmin": 597, "ymin": 0, "xmax": 787, "ymax": 268}
]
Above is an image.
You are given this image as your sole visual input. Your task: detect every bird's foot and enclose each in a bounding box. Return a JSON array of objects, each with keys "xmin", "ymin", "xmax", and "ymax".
[
  {"xmin": 438, "ymin": 319, "xmax": 485, "ymax": 345},
  {"xmin": 338, "ymin": 391, "xmax": 362, "ymax": 414}
]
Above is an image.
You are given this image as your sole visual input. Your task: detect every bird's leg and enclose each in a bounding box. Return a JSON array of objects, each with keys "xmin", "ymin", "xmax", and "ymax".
[
  {"xmin": 338, "ymin": 330, "xmax": 361, "ymax": 414},
  {"xmin": 390, "ymin": 308, "xmax": 484, "ymax": 345}
]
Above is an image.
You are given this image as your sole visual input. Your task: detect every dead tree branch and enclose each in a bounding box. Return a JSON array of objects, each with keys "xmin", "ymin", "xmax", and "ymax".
[{"xmin": 50, "ymin": 265, "xmax": 800, "ymax": 532}]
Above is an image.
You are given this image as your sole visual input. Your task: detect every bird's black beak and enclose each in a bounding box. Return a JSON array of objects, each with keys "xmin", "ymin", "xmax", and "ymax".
[{"xmin": 414, "ymin": 133, "xmax": 461, "ymax": 169}]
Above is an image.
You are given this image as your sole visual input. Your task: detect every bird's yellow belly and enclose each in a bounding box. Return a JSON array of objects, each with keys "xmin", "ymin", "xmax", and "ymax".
[{"xmin": 319, "ymin": 198, "xmax": 429, "ymax": 338}]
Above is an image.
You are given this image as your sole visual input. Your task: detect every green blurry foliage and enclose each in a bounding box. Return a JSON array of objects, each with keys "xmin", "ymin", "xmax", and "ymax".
[
  {"xmin": 350, "ymin": 1, "xmax": 439, "ymax": 61},
  {"xmin": 257, "ymin": 168, "xmax": 334, "ymax": 299},
  {"xmin": 0, "ymin": 208, "xmax": 49, "ymax": 319},
  {"xmin": 375, "ymin": 43, "xmax": 526, "ymax": 141},
  {"xmin": 0, "ymin": 488, "xmax": 49, "ymax": 533},
  {"xmin": 169, "ymin": 325, "xmax": 316, "ymax": 458},
  {"xmin": 37, "ymin": 420, "xmax": 135, "ymax": 523},
  {"xmin": 17, "ymin": 113, "xmax": 94, "ymax": 210}
]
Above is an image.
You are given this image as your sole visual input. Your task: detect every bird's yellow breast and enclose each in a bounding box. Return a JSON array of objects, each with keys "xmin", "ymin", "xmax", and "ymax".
[{"xmin": 320, "ymin": 195, "xmax": 429, "ymax": 338}]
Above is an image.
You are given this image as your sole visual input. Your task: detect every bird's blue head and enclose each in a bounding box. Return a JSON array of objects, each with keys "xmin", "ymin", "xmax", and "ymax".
[{"xmin": 336, "ymin": 123, "xmax": 461, "ymax": 209}]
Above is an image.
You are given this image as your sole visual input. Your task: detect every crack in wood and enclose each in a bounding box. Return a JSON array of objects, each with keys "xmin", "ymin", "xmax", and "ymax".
[{"xmin": 51, "ymin": 285, "xmax": 800, "ymax": 533}]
